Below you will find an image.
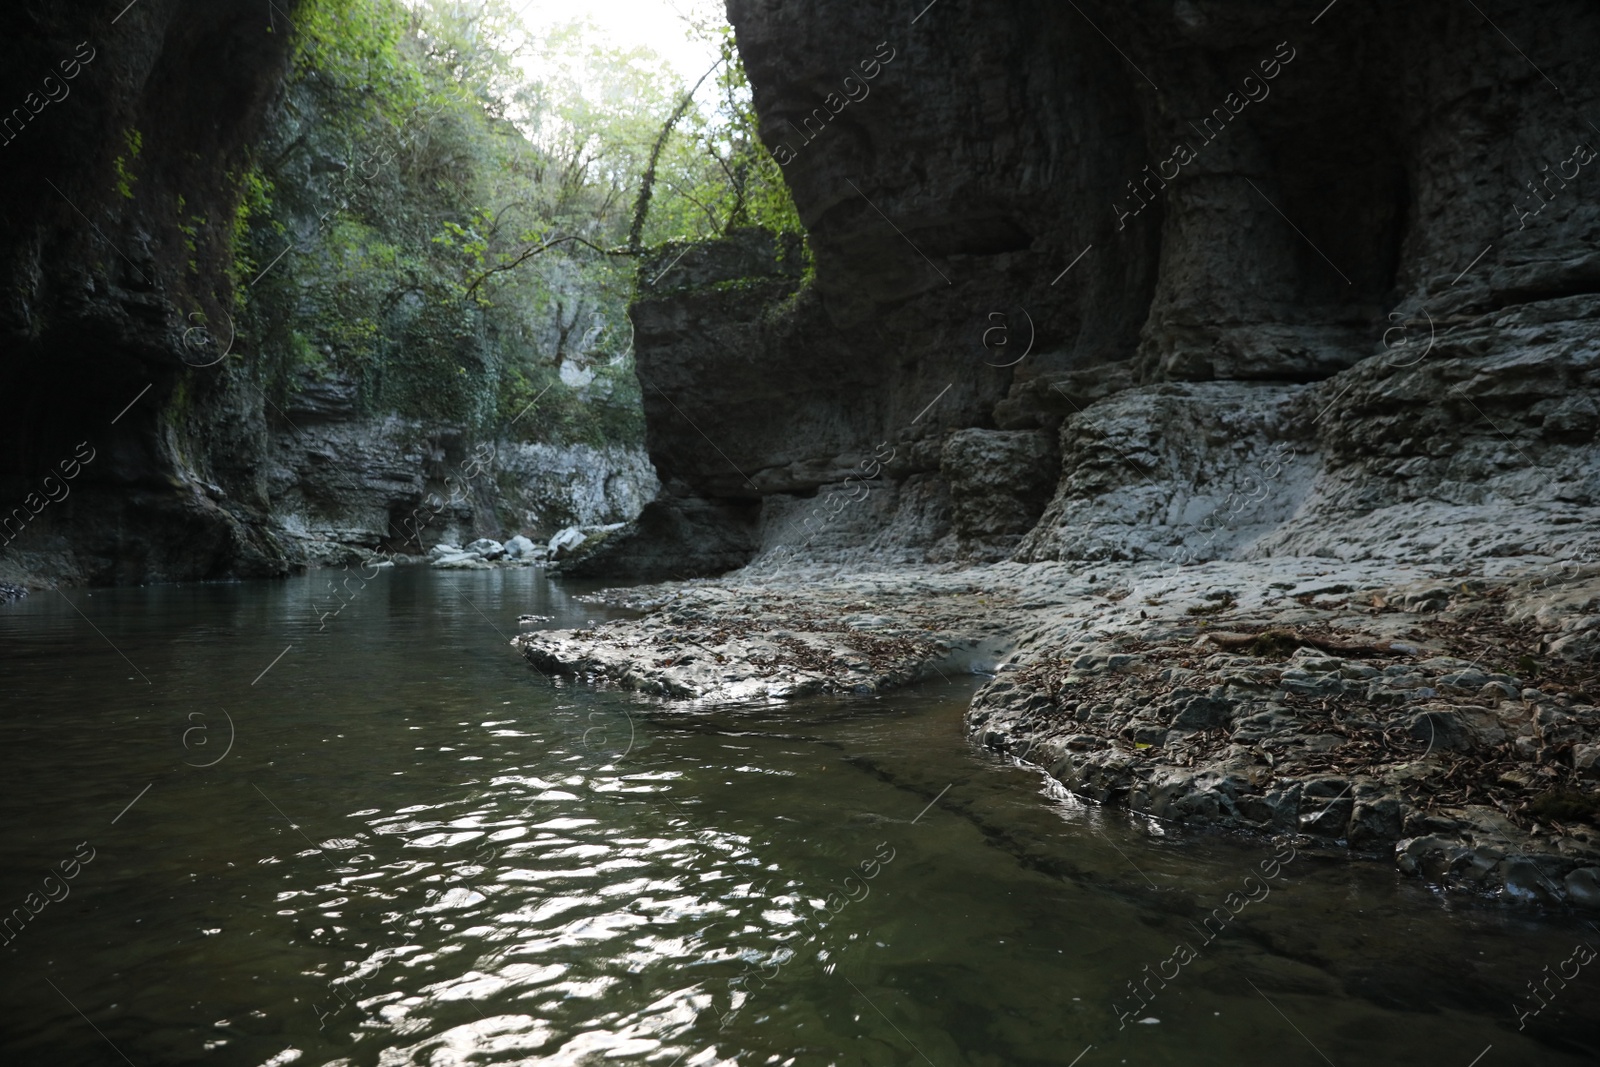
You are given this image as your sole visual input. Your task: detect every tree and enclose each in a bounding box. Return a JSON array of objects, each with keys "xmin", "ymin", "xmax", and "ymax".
[{"xmin": 238, "ymin": 0, "xmax": 802, "ymax": 448}]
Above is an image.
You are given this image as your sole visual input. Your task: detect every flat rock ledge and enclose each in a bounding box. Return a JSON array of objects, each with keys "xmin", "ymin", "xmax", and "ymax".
[
  {"xmin": 513, "ymin": 565, "xmax": 1022, "ymax": 701},
  {"xmin": 514, "ymin": 556, "xmax": 1600, "ymax": 910}
]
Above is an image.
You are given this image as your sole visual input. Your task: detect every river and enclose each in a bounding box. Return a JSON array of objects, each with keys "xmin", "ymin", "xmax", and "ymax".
[{"xmin": 0, "ymin": 567, "xmax": 1594, "ymax": 1066}]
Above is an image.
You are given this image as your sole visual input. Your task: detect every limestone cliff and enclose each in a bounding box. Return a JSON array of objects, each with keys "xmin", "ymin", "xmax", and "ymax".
[
  {"xmin": 0, "ymin": 0, "xmax": 301, "ymax": 585},
  {"xmin": 266, "ymin": 373, "xmax": 656, "ymax": 563},
  {"xmin": 593, "ymin": 0, "xmax": 1600, "ymax": 578},
  {"xmin": 0, "ymin": 0, "xmax": 656, "ymax": 588}
]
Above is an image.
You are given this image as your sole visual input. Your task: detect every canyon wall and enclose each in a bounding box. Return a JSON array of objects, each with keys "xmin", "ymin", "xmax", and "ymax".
[
  {"xmin": 266, "ymin": 373, "xmax": 656, "ymax": 564},
  {"xmin": 6, "ymin": 0, "xmax": 1598, "ymax": 588},
  {"xmin": 0, "ymin": 1, "xmax": 655, "ymax": 588},
  {"xmin": 597, "ymin": 0, "xmax": 1600, "ymax": 576},
  {"xmin": 0, "ymin": 0, "xmax": 302, "ymax": 586}
]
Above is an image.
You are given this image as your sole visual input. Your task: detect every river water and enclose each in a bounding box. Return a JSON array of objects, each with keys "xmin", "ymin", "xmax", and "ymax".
[{"xmin": 0, "ymin": 567, "xmax": 1595, "ymax": 1066}]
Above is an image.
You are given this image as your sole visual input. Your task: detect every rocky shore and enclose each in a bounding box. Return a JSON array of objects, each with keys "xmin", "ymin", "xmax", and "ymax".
[
  {"xmin": 515, "ymin": 563, "xmax": 1023, "ymax": 701},
  {"xmin": 514, "ymin": 554, "xmax": 1600, "ymax": 909}
]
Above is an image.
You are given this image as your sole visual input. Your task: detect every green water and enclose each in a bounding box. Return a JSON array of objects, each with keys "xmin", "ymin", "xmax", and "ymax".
[{"xmin": 0, "ymin": 567, "xmax": 1595, "ymax": 1066}]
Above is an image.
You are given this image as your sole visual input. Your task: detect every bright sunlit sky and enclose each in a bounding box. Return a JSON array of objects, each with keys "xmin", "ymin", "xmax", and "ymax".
[{"xmin": 512, "ymin": 0, "xmax": 725, "ymax": 82}]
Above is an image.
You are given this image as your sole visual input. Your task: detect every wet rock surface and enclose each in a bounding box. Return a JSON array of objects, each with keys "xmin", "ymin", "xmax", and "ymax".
[
  {"xmin": 516, "ymin": 564, "xmax": 1020, "ymax": 701},
  {"xmin": 971, "ymin": 564, "xmax": 1600, "ymax": 910},
  {"xmin": 521, "ymin": 555, "xmax": 1600, "ymax": 908}
]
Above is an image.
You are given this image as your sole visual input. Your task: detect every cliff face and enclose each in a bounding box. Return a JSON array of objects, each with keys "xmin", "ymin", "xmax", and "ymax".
[
  {"xmin": 265, "ymin": 373, "xmax": 657, "ymax": 563},
  {"xmin": 0, "ymin": 2, "xmax": 657, "ymax": 588},
  {"xmin": 564, "ymin": 230, "xmax": 811, "ymax": 578},
  {"xmin": 0, "ymin": 0, "xmax": 300, "ymax": 585},
  {"xmin": 602, "ymin": 0, "xmax": 1600, "ymax": 576}
]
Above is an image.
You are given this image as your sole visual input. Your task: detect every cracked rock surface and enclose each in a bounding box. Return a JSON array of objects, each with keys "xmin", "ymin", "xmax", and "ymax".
[
  {"xmin": 517, "ymin": 556, "xmax": 1600, "ymax": 909},
  {"xmin": 515, "ymin": 565, "xmax": 1022, "ymax": 702}
]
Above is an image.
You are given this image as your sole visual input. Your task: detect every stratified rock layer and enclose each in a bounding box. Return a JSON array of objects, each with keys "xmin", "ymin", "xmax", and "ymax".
[
  {"xmin": 265, "ymin": 372, "xmax": 657, "ymax": 564},
  {"xmin": 588, "ymin": 1, "xmax": 1599, "ymax": 579}
]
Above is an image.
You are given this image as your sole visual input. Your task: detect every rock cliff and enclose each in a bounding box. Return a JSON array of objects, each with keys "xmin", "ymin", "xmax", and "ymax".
[
  {"xmin": 588, "ymin": 0, "xmax": 1600, "ymax": 579},
  {"xmin": 0, "ymin": 0, "xmax": 657, "ymax": 588},
  {"xmin": 267, "ymin": 373, "xmax": 656, "ymax": 563},
  {"xmin": 0, "ymin": 0, "xmax": 301, "ymax": 585},
  {"xmin": 523, "ymin": 0, "xmax": 1600, "ymax": 906}
]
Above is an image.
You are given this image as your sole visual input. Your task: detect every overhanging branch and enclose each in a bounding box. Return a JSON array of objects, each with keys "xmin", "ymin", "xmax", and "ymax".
[
  {"xmin": 627, "ymin": 57, "xmax": 724, "ymax": 253},
  {"xmin": 463, "ymin": 234, "xmax": 632, "ymax": 296}
]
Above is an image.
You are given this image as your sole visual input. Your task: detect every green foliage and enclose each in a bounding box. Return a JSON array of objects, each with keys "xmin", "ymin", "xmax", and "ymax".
[
  {"xmin": 290, "ymin": 0, "xmax": 425, "ymax": 132},
  {"xmin": 378, "ymin": 296, "xmax": 496, "ymax": 425},
  {"xmin": 228, "ymin": 168, "xmax": 275, "ymax": 295},
  {"xmin": 174, "ymin": 194, "xmax": 207, "ymax": 274},
  {"xmin": 645, "ymin": 24, "xmax": 803, "ymax": 242},
  {"xmin": 113, "ymin": 127, "xmax": 141, "ymax": 199},
  {"xmin": 433, "ymin": 210, "xmax": 493, "ymax": 270},
  {"xmin": 237, "ymin": 0, "xmax": 799, "ymax": 451},
  {"xmin": 498, "ymin": 357, "xmax": 645, "ymax": 448}
]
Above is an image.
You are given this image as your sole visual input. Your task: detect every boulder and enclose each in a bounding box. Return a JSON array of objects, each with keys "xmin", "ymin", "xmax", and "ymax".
[
  {"xmin": 549, "ymin": 522, "xmax": 630, "ymax": 564},
  {"xmin": 465, "ymin": 538, "xmax": 506, "ymax": 560},
  {"xmin": 432, "ymin": 554, "xmax": 491, "ymax": 570},
  {"xmin": 503, "ymin": 535, "xmax": 537, "ymax": 559},
  {"xmin": 1401, "ymin": 708, "xmax": 1476, "ymax": 753},
  {"xmin": 1565, "ymin": 867, "xmax": 1600, "ymax": 909},
  {"xmin": 1168, "ymin": 694, "xmax": 1234, "ymax": 730},
  {"xmin": 1348, "ymin": 796, "xmax": 1404, "ymax": 850},
  {"xmin": 548, "ymin": 526, "xmax": 588, "ymax": 559},
  {"xmin": 940, "ymin": 428, "xmax": 1058, "ymax": 560}
]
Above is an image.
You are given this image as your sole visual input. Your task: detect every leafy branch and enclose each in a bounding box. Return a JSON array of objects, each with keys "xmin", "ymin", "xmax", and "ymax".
[
  {"xmin": 462, "ymin": 234, "xmax": 632, "ymax": 296},
  {"xmin": 627, "ymin": 57, "xmax": 725, "ymax": 253}
]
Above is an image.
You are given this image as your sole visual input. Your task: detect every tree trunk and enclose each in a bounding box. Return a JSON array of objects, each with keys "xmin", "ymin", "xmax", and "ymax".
[{"xmin": 627, "ymin": 59, "xmax": 723, "ymax": 253}]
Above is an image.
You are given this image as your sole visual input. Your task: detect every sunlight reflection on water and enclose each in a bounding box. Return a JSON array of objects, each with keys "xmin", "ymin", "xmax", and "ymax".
[{"xmin": 0, "ymin": 569, "xmax": 1596, "ymax": 1066}]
